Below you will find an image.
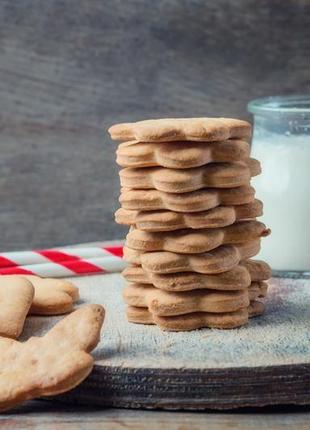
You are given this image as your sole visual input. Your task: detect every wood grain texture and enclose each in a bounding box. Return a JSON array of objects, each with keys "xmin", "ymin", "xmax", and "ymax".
[
  {"xmin": 0, "ymin": 0, "xmax": 309, "ymax": 250},
  {"xmin": 1, "ymin": 402, "xmax": 309, "ymax": 430},
  {"xmin": 19, "ymin": 268, "xmax": 310, "ymax": 410}
]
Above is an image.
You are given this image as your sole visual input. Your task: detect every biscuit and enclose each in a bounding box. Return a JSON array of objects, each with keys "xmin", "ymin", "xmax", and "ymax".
[
  {"xmin": 120, "ymin": 185, "xmax": 255, "ymax": 212},
  {"xmin": 0, "ymin": 276, "xmax": 34, "ymax": 339},
  {"xmin": 240, "ymin": 259, "xmax": 272, "ymax": 281},
  {"xmin": 126, "ymin": 298, "xmax": 265, "ymax": 330},
  {"xmin": 0, "ymin": 304, "xmax": 104, "ymax": 412},
  {"xmin": 123, "ymin": 240, "xmax": 261, "ymax": 273},
  {"xmin": 119, "ymin": 159, "xmax": 261, "ymax": 193},
  {"xmin": 248, "ymin": 300, "xmax": 266, "ymax": 317},
  {"xmin": 123, "ymin": 283, "xmax": 268, "ymax": 316},
  {"xmin": 126, "ymin": 305, "xmax": 249, "ymax": 330},
  {"xmin": 126, "ymin": 220, "xmax": 270, "ymax": 254},
  {"xmin": 21, "ymin": 276, "xmax": 79, "ymax": 316},
  {"xmin": 115, "ymin": 199, "xmax": 263, "ymax": 231},
  {"xmin": 116, "ymin": 139, "xmax": 250, "ymax": 168},
  {"xmin": 248, "ymin": 281, "xmax": 268, "ymax": 300},
  {"xmin": 122, "ymin": 258, "xmax": 270, "ymax": 291},
  {"xmin": 108, "ymin": 117, "xmax": 251, "ymax": 142},
  {"xmin": 124, "ymin": 281, "xmax": 267, "ymax": 317}
]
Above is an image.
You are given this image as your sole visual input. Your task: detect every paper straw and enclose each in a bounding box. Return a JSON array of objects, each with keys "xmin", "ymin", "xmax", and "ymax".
[
  {"xmin": 0, "ymin": 255, "xmax": 127, "ymax": 278},
  {"xmin": 0, "ymin": 245, "xmax": 123, "ymax": 269}
]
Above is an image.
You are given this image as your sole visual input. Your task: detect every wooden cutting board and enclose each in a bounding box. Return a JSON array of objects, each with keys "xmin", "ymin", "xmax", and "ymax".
[{"xmin": 21, "ymin": 264, "xmax": 310, "ymax": 410}]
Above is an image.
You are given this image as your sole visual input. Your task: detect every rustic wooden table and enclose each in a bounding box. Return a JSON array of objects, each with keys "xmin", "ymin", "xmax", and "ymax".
[{"xmin": 0, "ymin": 401, "xmax": 309, "ymax": 430}]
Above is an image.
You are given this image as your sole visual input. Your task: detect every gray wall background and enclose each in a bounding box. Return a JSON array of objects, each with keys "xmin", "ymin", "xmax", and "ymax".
[{"xmin": 0, "ymin": 0, "xmax": 309, "ymax": 250}]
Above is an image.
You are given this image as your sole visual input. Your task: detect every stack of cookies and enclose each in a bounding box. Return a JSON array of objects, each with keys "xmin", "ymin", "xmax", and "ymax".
[{"xmin": 109, "ymin": 118, "xmax": 271, "ymax": 331}]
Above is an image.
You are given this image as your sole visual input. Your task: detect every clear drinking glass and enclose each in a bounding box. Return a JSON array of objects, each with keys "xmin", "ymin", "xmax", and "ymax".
[{"xmin": 248, "ymin": 95, "xmax": 310, "ymax": 275}]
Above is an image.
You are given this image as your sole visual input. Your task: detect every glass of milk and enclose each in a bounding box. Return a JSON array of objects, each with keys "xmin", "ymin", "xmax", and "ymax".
[{"xmin": 248, "ymin": 95, "xmax": 310, "ymax": 274}]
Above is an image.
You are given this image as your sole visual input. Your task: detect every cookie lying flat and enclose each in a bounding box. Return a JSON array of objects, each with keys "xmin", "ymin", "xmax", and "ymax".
[
  {"xmin": 248, "ymin": 281, "xmax": 268, "ymax": 300},
  {"xmin": 20, "ymin": 275, "xmax": 79, "ymax": 315},
  {"xmin": 124, "ymin": 284, "xmax": 250, "ymax": 316},
  {"xmin": 120, "ymin": 159, "xmax": 261, "ymax": 193},
  {"xmin": 126, "ymin": 306, "xmax": 248, "ymax": 330},
  {"xmin": 123, "ymin": 240, "xmax": 261, "ymax": 274},
  {"xmin": 0, "ymin": 276, "xmax": 34, "ymax": 339},
  {"xmin": 126, "ymin": 300, "xmax": 265, "ymax": 331},
  {"xmin": 126, "ymin": 220, "xmax": 270, "ymax": 254},
  {"xmin": 0, "ymin": 304, "xmax": 104, "ymax": 412},
  {"xmin": 240, "ymin": 259, "xmax": 272, "ymax": 281},
  {"xmin": 122, "ymin": 259, "xmax": 270, "ymax": 291},
  {"xmin": 248, "ymin": 300, "xmax": 266, "ymax": 317},
  {"xmin": 120, "ymin": 185, "xmax": 255, "ymax": 213},
  {"xmin": 123, "ymin": 283, "xmax": 267, "ymax": 316},
  {"xmin": 109, "ymin": 117, "xmax": 251, "ymax": 142},
  {"xmin": 116, "ymin": 199, "xmax": 263, "ymax": 231},
  {"xmin": 116, "ymin": 139, "xmax": 250, "ymax": 168}
]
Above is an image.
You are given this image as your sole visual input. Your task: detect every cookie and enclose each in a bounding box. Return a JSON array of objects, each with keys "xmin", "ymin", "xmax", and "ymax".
[
  {"xmin": 240, "ymin": 259, "xmax": 272, "ymax": 281},
  {"xmin": 119, "ymin": 185, "xmax": 255, "ymax": 212},
  {"xmin": 109, "ymin": 117, "xmax": 251, "ymax": 142},
  {"xmin": 0, "ymin": 304, "xmax": 104, "ymax": 412},
  {"xmin": 122, "ymin": 258, "xmax": 270, "ymax": 291},
  {"xmin": 116, "ymin": 139, "xmax": 250, "ymax": 168},
  {"xmin": 21, "ymin": 275, "xmax": 79, "ymax": 315},
  {"xmin": 126, "ymin": 305, "xmax": 249, "ymax": 330},
  {"xmin": 123, "ymin": 240, "xmax": 261, "ymax": 273},
  {"xmin": 116, "ymin": 199, "xmax": 263, "ymax": 231},
  {"xmin": 248, "ymin": 281, "xmax": 268, "ymax": 300},
  {"xmin": 248, "ymin": 300, "xmax": 266, "ymax": 317},
  {"xmin": 126, "ymin": 298, "xmax": 265, "ymax": 330},
  {"xmin": 119, "ymin": 159, "xmax": 261, "ymax": 193},
  {"xmin": 125, "ymin": 220, "xmax": 270, "ymax": 254},
  {"xmin": 123, "ymin": 283, "xmax": 265, "ymax": 316},
  {"xmin": 124, "ymin": 281, "xmax": 267, "ymax": 317},
  {"xmin": 0, "ymin": 276, "xmax": 34, "ymax": 339}
]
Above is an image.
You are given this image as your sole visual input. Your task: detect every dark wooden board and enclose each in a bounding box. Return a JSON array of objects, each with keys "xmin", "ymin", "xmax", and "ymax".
[
  {"xmin": 56, "ymin": 363, "xmax": 310, "ymax": 410},
  {"xmin": 22, "ymin": 268, "xmax": 310, "ymax": 410}
]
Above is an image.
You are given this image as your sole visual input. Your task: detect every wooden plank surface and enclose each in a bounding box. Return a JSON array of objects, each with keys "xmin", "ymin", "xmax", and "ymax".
[
  {"xmin": 18, "ymin": 270, "xmax": 310, "ymax": 409},
  {"xmin": 1, "ymin": 402, "xmax": 310, "ymax": 430},
  {"xmin": 0, "ymin": 0, "xmax": 310, "ymax": 250},
  {"xmin": 21, "ymin": 273, "xmax": 310, "ymax": 370}
]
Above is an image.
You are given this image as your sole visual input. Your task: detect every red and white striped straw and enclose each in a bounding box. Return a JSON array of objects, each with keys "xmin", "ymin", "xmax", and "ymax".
[{"xmin": 0, "ymin": 245, "xmax": 126, "ymax": 278}]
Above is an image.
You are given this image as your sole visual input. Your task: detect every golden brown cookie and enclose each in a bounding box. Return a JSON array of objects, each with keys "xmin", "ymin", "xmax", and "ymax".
[
  {"xmin": 240, "ymin": 260, "xmax": 272, "ymax": 281},
  {"xmin": 248, "ymin": 300, "xmax": 266, "ymax": 317},
  {"xmin": 120, "ymin": 185, "xmax": 255, "ymax": 213},
  {"xmin": 116, "ymin": 139, "xmax": 250, "ymax": 168},
  {"xmin": 109, "ymin": 117, "xmax": 251, "ymax": 142},
  {"xmin": 123, "ymin": 283, "xmax": 253, "ymax": 316},
  {"xmin": 124, "ymin": 281, "xmax": 267, "ymax": 318},
  {"xmin": 126, "ymin": 299, "xmax": 265, "ymax": 331},
  {"xmin": 123, "ymin": 240, "xmax": 261, "ymax": 274},
  {"xmin": 115, "ymin": 199, "xmax": 263, "ymax": 231},
  {"xmin": 248, "ymin": 281, "xmax": 268, "ymax": 300},
  {"xmin": 21, "ymin": 275, "xmax": 79, "ymax": 315},
  {"xmin": 125, "ymin": 220, "xmax": 270, "ymax": 254},
  {"xmin": 0, "ymin": 276, "xmax": 34, "ymax": 339},
  {"xmin": 119, "ymin": 159, "xmax": 261, "ymax": 193},
  {"xmin": 126, "ymin": 305, "xmax": 249, "ymax": 330},
  {"xmin": 122, "ymin": 258, "xmax": 270, "ymax": 291},
  {"xmin": 0, "ymin": 304, "xmax": 104, "ymax": 412}
]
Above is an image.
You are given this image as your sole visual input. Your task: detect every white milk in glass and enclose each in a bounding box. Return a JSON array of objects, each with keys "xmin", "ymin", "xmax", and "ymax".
[{"xmin": 249, "ymin": 97, "xmax": 310, "ymax": 272}]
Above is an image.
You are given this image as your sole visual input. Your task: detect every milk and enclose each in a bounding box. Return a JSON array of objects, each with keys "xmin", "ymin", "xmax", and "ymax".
[{"xmin": 251, "ymin": 133, "xmax": 310, "ymax": 271}]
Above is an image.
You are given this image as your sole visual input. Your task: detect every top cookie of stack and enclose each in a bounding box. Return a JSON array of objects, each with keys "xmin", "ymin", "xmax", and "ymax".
[{"xmin": 109, "ymin": 118, "xmax": 270, "ymax": 331}]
